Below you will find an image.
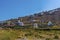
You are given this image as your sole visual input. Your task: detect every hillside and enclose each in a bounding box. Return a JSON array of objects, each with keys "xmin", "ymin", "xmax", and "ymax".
[{"xmin": 0, "ymin": 8, "xmax": 60, "ymax": 29}]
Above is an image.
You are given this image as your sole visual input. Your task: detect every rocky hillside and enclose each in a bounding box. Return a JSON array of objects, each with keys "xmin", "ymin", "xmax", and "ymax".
[
  {"xmin": 0, "ymin": 8, "xmax": 60, "ymax": 28},
  {"xmin": 17, "ymin": 8, "xmax": 60, "ymax": 26}
]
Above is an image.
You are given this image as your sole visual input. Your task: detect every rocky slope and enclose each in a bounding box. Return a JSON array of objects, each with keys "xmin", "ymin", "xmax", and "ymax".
[{"xmin": 0, "ymin": 8, "xmax": 60, "ymax": 28}]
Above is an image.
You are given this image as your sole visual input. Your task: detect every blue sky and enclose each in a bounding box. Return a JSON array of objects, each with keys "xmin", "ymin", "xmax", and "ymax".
[{"xmin": 0, "ymin": 0, "xmax": 60, "ymax": 21}]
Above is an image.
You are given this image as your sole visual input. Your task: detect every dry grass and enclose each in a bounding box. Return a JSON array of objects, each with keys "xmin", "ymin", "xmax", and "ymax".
[{"xmin": 0, "ymin": 29, "xmax": 60, "ymax": 40}]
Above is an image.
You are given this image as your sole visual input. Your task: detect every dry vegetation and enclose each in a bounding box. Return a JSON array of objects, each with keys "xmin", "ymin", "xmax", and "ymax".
[{"xmin": 0, "ymin": 28, "xmax": 60, "ymax": 40}]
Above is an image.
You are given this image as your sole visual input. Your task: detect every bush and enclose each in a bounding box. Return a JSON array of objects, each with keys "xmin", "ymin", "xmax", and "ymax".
[
  {"xmin": 46, "ymin": 38, "xmax": 50, "ymax": 40},
  {"xmin": 25, "ymin": 33, "xmax": 33, "ymax": 36},
  {"xmin": 0, "ymin": 37, "xmax": 10, "ymax": 40},
  {"xmin": 54, "ymin": 35, "xmax": 59, "ymax": 39}
]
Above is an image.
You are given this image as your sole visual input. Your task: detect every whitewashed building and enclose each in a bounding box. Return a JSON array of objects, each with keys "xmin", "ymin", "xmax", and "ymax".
[
  {"xmin": 47, "ymin": 21, "xmax": 53, "ymax": 26},
  {"xmin": 33, "ymin": 23, "xmax": 38, "ymax": 28},
  {"xmin": 7, "ymin": 21, "xmax": 11, "ymax": 25},
  {"xmin": 18, "ymin": 20, "xmax": 24, "ymax": 26}
]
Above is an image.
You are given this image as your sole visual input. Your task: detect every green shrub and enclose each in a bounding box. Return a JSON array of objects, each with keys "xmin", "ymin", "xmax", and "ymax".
[
  {"xmin": 0, "ymin": 37, "xmax": 10, "ymax": 40},
  {"xmin": 46, "ymin": 38, "xmax": 50, "ymax": 40},
  {"xmin": 54, "ymin": 35, "xmax": 59, "ymax": 39}
]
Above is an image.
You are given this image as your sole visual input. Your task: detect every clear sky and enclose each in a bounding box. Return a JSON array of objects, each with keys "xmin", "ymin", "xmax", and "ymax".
[{"xmin": 0, "ymin": 0, "xmax": 60, "ymax": 21}]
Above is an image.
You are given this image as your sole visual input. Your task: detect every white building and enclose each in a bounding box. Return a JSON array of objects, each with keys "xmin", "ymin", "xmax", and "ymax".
[
  {"xmin": 47, "ymin": 21, "xmax": 53, "ymax": 26},
  {"xmin": 18, "ymin": 20, "xmax": 24, "ymax": 26},
  {"xmin": 33, "ymin": 23, "xmax": 38, "ymax": 28},
  {"xmin": 7, "ymin": 21, "xmax": 11, "ymax": 25}
]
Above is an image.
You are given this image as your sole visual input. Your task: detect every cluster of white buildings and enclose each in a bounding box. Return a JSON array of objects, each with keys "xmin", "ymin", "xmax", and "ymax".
[
  {"xmin": 1, "ymin": 19, "xmax": 53, "ymax": 28},
  {"xmin": 17, "ymin": 20, "xmax": 53, "ymax": 28}
]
